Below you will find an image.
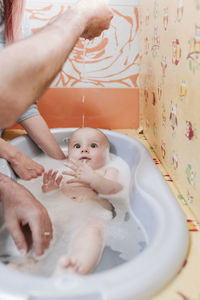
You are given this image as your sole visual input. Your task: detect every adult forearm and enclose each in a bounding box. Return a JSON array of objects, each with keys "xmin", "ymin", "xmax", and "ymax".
[
  {"xmin": 0, "ymin": 7, "xmax": 85, "ymax": 127},
  {"xmin": 21, "ymin": 115, "xmax": 65, "ymax": 160},
  {"xmin": 0, "ymin": 0, "xmax": 113, "ymax": 128},
  {"xmin": 0, "ymin": 138, "xmax": 19, "ymax": 162},
  {"xmin": 0, "ymin": 173, "xmax": 11, "ymax": 198}
]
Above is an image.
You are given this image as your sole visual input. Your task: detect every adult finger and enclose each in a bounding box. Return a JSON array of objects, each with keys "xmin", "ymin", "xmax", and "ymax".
[
  {"xmin": 6, "ymin": 217, "xmax": 28, "ymax": 254},
  {"xmin": 36, "ymin": 164, "xmax": 45, "ymax": 176},
  {"xmin": 29, "ymin": 208, "xmax": 53, "ymax": 256}
]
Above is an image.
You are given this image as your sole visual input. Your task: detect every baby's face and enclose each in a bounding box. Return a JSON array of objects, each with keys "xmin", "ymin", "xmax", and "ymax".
[{"xmin": 68, "ymin": 128, "xmax": 108, "ymax": 169}]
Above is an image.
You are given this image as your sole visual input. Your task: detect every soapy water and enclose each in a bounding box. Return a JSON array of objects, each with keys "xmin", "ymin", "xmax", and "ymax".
[{"xmin": 0, "ymin": 149, "xmax": 147, "ymax": 276}]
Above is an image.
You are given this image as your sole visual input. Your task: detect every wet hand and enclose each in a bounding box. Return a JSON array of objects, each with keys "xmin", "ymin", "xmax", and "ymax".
[
  {"xmin": 0, "ymin": 175, "xmax": 53, "ymax": 256},
  {"xmin": 9, "ymin": 150, "xmax": 44, "ymax": 180},
  {"xmin": 76, "ymin": 0, "xmax": 113, "ymax": 40},
  {"xmin": 42, "ymin": 169, "xmax": 63, "ymax": 193},
  {"xmin": 62, "ymin": 161, "xmax": 94, "ymax": 185}
]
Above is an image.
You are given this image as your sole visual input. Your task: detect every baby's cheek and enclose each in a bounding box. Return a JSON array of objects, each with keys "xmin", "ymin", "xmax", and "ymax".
[
  {"xmin": 69, "ymin": 153, "xmax": 78, "ymax": 162},
  {"xmin": 94, "ymin": 154, "xmax": 106, "ymax": 168}
]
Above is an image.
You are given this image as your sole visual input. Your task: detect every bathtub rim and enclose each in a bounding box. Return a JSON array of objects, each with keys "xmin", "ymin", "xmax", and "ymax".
[{"xmin": 0, "ymin": 128, "xmax": 189, "ymax": 300}]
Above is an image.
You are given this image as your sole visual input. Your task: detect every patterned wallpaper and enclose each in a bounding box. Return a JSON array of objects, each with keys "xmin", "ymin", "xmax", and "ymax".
[{"xmin": 139, "ymin": 0, "xmax": 200, "ymax": 221}]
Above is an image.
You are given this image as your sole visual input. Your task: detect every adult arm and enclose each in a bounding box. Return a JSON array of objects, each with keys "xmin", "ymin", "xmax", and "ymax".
[
  {"xmin": 0, "ymin": 137, "xmax": 44, "ymax": 180},
  {"xmin": 0, "ymin": 0, "xmax": 113, "ymax": 127},
  {"xmin": 0, "ymin": 173, "xmax": 53, "ymax": 255},
  {"xmin": 20, "ymin": 115, "xmax": 65, "ymax": 160}
]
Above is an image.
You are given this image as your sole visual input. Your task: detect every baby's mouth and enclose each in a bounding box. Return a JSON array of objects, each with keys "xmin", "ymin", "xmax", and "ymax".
[{"xmin": 80, "ymin": 157, "xmax": 91, "ymax": 161}]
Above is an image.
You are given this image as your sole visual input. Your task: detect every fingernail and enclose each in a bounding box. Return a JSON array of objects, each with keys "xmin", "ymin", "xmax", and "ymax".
[
  {"xmin": 19, "ymin": 249, "xmax": 27, "ymax": 256},
  {"xmin": 36, "ymin": 250, "xmax": 43, "ymax": 257}
]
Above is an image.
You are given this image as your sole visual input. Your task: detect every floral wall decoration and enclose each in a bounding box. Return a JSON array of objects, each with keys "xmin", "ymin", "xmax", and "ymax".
[
  {"xmin": 24, "ymin": 0, "xmax": 139, "ymax": 129},
  {"xmin": 26, "ymin": 0, "xmax": 139, "ymax": 89}
]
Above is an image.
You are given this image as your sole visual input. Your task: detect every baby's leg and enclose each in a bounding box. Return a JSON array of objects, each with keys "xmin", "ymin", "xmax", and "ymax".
[{"xmin": 54, "ymin": 219, "xmax": 104, "ymax": 276}]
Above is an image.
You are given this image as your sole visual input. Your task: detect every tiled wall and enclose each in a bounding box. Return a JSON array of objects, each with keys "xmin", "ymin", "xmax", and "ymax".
[
  {"xmin": 139, "ymin": 0, "xmax": 200, "ymax": 221},
  {"xmin": 17, "ymin": 0, "xmax": 139, "ymax": 129}
]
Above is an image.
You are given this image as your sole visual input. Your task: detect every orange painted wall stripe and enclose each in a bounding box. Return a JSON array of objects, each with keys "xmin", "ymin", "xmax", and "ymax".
[{"xmin": 10, "ymin": 88, "xmax": 139, "ymax": 130}]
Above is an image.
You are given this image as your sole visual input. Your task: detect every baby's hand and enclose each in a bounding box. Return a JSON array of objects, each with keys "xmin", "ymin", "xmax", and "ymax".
[
  {"xmin": 42, "ymin": 169, "xmax": 63, "ymax": 193},
  {"xmin": 62, "ymin": 161, "xmax": 94, "ymax": 185}
]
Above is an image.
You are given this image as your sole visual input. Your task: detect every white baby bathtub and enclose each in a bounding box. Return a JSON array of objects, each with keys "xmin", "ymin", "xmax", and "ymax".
[{"xmin": 0, "ymin": 128, "xmax": 188, "ymax": 300}]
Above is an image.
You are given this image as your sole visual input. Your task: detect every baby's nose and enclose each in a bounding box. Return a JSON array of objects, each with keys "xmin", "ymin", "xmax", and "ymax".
[{"xmin": 81, "ymin": 147, "xmax": 89, "ymax": 153}]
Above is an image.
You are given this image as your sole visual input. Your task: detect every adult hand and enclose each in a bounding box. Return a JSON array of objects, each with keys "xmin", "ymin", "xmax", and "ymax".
[
  {"xmin": 76, "ymin": 0, "xmax": 113, "ymax": 40},
  {"xmin": 0, "ymin": 139, "xmax": 44, "ymax": 180},
  {"xmin": 0, "ymin": 174, "xmax": 53, "ymax": 256},
  {"xmin": 9, "ymin": 150, "xmax": 44, "ymax": 180}
]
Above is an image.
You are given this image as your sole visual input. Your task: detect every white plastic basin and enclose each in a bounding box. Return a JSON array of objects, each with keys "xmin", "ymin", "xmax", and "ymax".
[{"xmin": 0, "ymin": 128, "xmax": 188, "ymax": 300}]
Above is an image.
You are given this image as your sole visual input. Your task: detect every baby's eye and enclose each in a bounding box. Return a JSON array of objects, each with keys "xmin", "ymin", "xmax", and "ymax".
[
  {"xmin": 74, "ymin": 143, "xmax": 81, "ymax": 149},
  {"xmin": 90, "ymin": 143, "xmax": 98, "ymax": 148}
]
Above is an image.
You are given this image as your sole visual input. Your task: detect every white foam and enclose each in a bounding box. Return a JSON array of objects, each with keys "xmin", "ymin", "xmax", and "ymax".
[{"xmin": 0, "ymin": 151, "xmax": 147, "ymax": 275}]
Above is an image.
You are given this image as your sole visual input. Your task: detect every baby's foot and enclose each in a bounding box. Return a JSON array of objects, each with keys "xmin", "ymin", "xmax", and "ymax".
[{"xmin": 54, "ymin": 255, "xmax": 82, "ymax": 276}]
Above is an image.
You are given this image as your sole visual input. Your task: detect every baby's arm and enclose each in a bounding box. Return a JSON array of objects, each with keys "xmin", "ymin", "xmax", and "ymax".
[
  {"xmin": 90, "ymin": 167, "xmax": 123, "ymax": 195},
  {"xmin": 63, "ymin": 162, "xmax": 123, "ymax": 195},
  {"xmin": 42, "ymin": 169, "xmax": 63, "ymax": 193}
]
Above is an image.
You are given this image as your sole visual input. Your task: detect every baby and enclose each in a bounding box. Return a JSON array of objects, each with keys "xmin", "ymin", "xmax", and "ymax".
[{"xmin": 41, "ymin": 127, "xmax": 123, "ymax": 275}]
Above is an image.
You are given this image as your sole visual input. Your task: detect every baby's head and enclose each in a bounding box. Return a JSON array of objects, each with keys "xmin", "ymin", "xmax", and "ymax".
[{"xmin": 67, "ymin": 127, "xmax": 110, "ymax": 169}]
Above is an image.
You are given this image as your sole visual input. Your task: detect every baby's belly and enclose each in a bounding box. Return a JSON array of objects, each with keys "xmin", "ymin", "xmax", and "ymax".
[
  {"xmin": 60, "ymin": 184, "xmax": 113, "ymax": 212},
  {"xmin": 61, "ymin": 184, "xmax": 97, "ymax": 202}
]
